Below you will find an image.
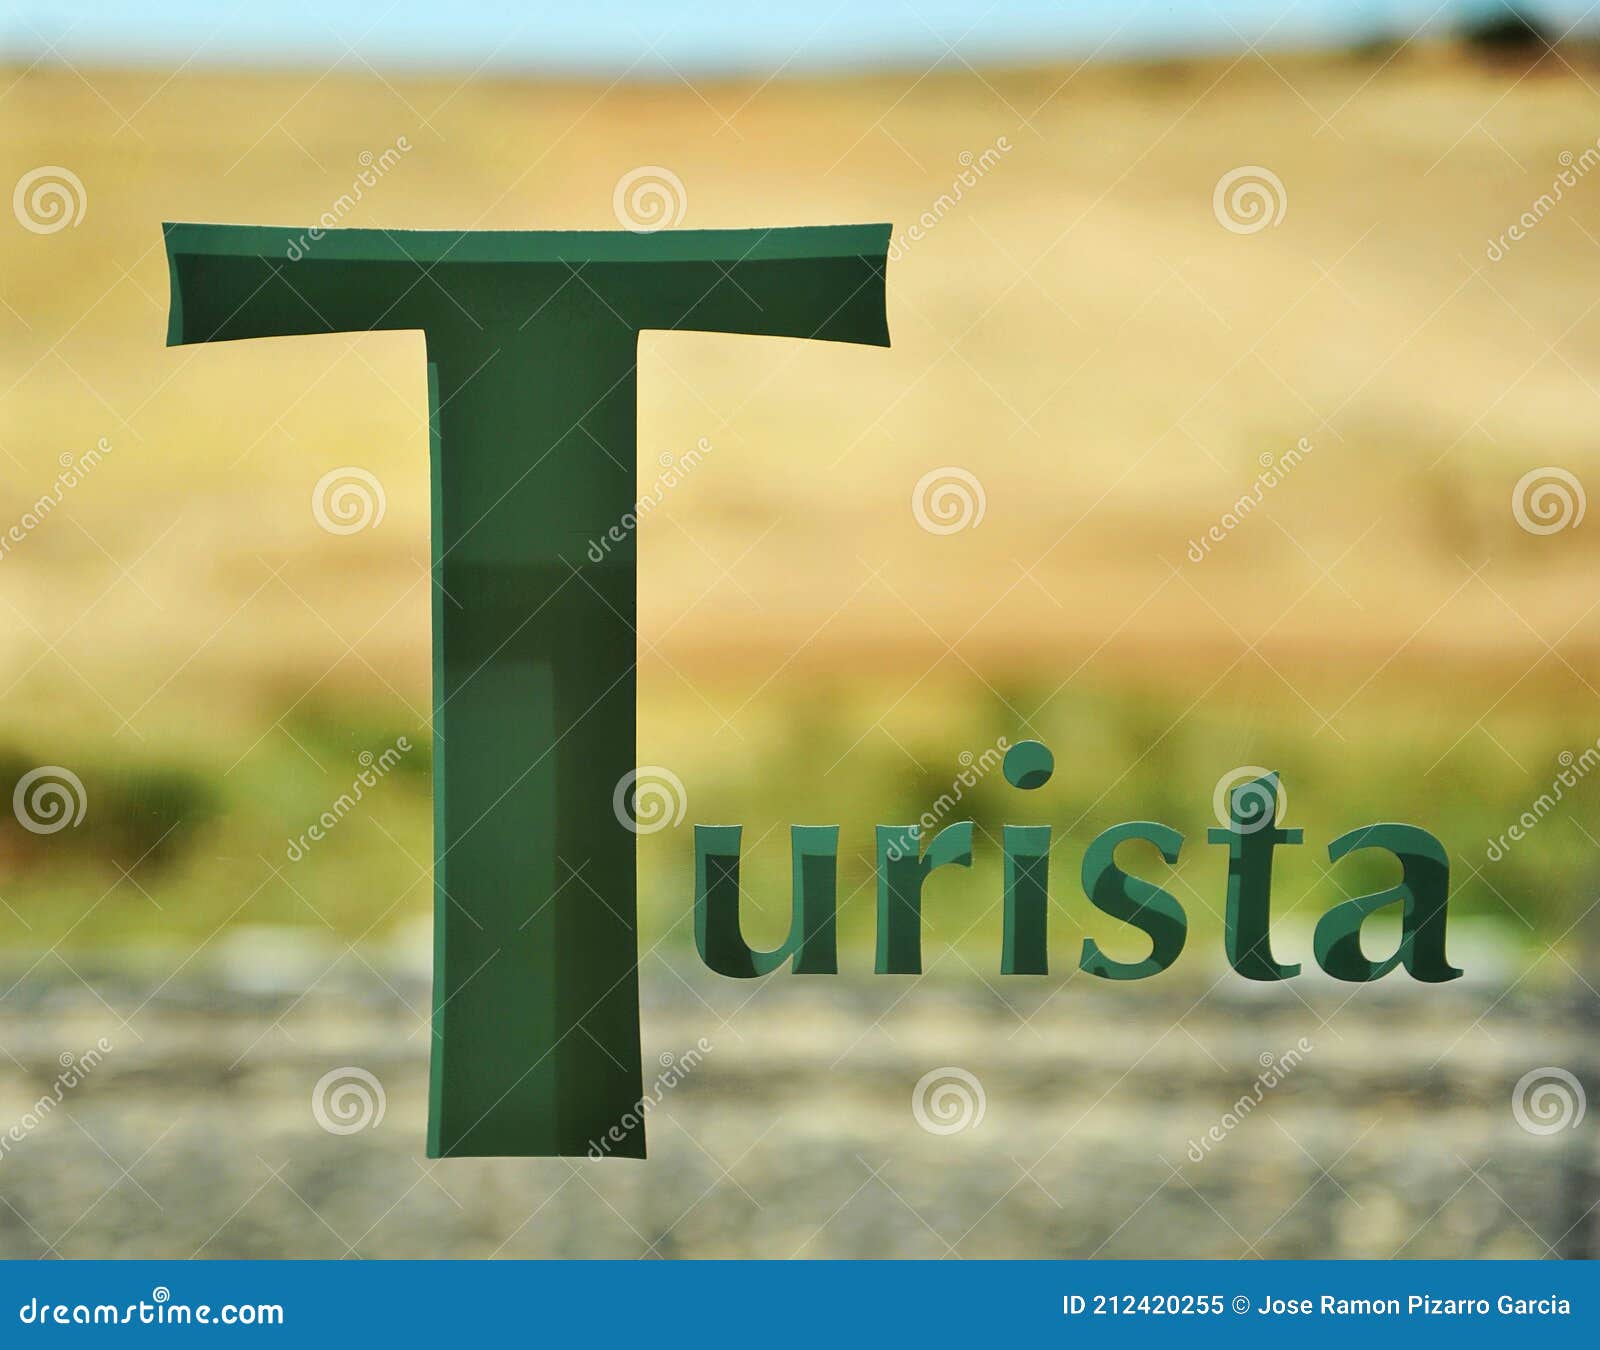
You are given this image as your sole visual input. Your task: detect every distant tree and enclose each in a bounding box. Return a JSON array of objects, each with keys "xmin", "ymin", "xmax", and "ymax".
[{"xmin": 1459, "ymin": 4, "xmax": 1553, "ymax": 56}]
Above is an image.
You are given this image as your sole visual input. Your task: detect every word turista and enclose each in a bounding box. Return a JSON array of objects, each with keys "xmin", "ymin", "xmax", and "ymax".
[{"xmin": 694, "ymin": 742, "xmax": 1459, "ymax": 984}]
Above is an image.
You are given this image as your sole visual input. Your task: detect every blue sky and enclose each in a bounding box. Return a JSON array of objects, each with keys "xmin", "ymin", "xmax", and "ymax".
[{"xmin": 1, "ymin": 0, "xmax": 1589, "ymax": 72}]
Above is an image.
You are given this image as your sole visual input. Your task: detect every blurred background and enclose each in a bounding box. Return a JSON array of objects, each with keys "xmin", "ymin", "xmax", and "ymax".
[{"xmin": 1, "ymin": 0, "xmax": 1599, "ymax": 1258}]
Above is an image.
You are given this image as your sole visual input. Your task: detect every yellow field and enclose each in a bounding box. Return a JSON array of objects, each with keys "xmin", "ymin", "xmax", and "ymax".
[{"xmin": 2, "ymin": 45, "xmax": 1598, "ymax": 960}]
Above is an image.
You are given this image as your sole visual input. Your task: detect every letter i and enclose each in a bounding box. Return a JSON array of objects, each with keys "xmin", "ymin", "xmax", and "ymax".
[{"xmin": 1001, "ymin": 740, "xmax": 1054, "ymax": 974}]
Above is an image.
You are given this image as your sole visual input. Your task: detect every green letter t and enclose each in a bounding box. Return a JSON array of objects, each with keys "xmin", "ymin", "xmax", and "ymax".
[{"xmin": 163, "ymin": 222, "xmax": 890, "ymax": 1157}]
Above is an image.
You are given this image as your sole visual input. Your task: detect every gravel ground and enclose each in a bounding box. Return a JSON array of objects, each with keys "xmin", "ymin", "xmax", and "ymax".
[{"xmin": 0, "ymin": 932, "xmax": 1594, "ymax": 1259}]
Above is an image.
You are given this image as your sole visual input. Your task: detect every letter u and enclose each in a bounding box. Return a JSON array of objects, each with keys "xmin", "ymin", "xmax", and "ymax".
[{"xmin": 694, "ymin": 825, "xmax": 838, "ymax": 976}]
